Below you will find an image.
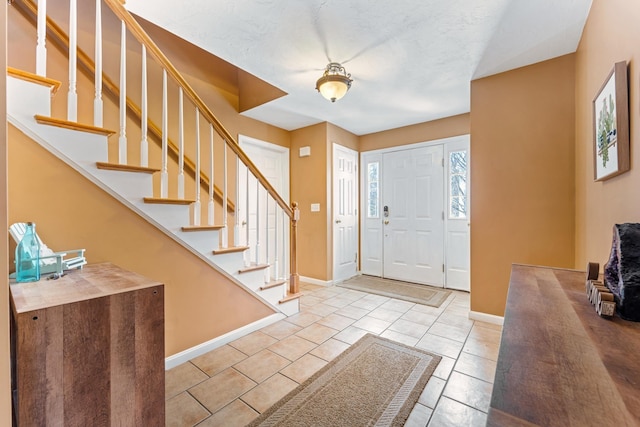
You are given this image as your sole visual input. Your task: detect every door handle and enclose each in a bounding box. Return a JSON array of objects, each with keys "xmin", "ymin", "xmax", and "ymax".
[
  {"xmin": 336, "ymin": 219, "xmax": 342, "ymax": 224},
  {"xmin": 384, "ymin": 219, "xmax": 389, "ymax": 225}
]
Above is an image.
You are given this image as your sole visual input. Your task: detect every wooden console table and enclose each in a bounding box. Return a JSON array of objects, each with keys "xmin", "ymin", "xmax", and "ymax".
[
  {"xmin": 487, "ymin": 264, "xmax": 640, "ymax": 426},
  {"xmin": 10, "ymin": 263, "xmax": 165, "ymax": 426}
]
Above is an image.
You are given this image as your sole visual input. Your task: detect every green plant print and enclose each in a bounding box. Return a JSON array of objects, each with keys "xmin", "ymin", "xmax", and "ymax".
[{"xmin": 597, "ymin": 94, "xmax": 615, "ymax": 167}]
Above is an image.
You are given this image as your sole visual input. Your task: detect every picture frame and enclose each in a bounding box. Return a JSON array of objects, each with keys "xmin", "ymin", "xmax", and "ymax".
[{"xmin": 593, "ymin": 61, "xmax": 630, "ymax": 181}]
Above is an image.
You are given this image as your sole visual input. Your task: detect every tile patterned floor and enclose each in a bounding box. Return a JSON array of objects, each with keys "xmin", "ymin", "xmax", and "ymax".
[{"xmin": 165, "ymin": 281, "xmax": 502, "ymax": 427}]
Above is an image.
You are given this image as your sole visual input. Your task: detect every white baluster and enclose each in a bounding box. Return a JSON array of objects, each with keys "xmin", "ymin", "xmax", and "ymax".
[
  {"xmin": 118, "ymin": 21, "xmax": 127, "ymax": 164},
  {"xmin": 140, "ymin": 45, "xmax": 148, "ymax": 167},
  {"xmin": 282, "ymin": 211, "xmax": 287, "ymax": 280},
  {"xmin": 234, "ymin": 157, "xmax": 241, "ymax": 247},
  {"xmin": 208, "ymin": 125, "xmax": 215, "ymax": 225},
  {"xmin": 244, "ymin": 167, "xmax": 250, "ymax": 267},
  {"xmin": 36, "ymin": 0, "xmax": 47, "ymax": 76},
  {"xmin": 177, "ymin": 88, "xmax": 185, "ymax": 199},
  {"xmin": 221, "ymin": 143, "xmax": 228, "ymax": 248},
  {"xmin": 67, "ymin": 0, "xmax": 78, "ymax": 121},
  {"xmin": 93, "ymin": 0, "xmax": 103, "ymax": 127},
  {"xmin": 274, "ymin": 204, "xmax": 279, "ymax": 280},
  {"xmin": 255, "ymin": 179, "xmax": 260, "ymax": 265},
  {"xmin": 264, "ymin": 196, "xmax": 271, "ymax": 283},
  {"xmin": 160, "ymin": 70, "xmax": 168, "ymax": 198},
  {"xmin": 191, "ymin": 109, "xmax": 201, "ymax": 226}
]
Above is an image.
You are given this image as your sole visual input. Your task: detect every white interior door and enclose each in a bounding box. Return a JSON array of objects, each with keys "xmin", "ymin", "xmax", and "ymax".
[
  {"xmin": 333, "ymin": 144, "xmax": 358, "ymax": 282},
  {"xmin": 445, "ymin": 138, "xmax": 470, "ymax": 291},
  {"xmin": 238, "ymin": 136, "xmax": 289, "ymax": 275},
  {"xmin": 382, "ymin": 145, "xmax": 444, "ymax": 286}
]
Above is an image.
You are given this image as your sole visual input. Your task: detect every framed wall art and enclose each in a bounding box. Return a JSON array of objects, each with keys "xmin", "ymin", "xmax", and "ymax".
[{"xmin": 593, "ymin": 61, "xmax": 630, "ymax": 181}]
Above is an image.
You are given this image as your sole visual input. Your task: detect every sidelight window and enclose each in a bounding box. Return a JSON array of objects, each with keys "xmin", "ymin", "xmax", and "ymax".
[{"xmin": 449, "ymin": 151, "xmax": 467, "ymax": 219}]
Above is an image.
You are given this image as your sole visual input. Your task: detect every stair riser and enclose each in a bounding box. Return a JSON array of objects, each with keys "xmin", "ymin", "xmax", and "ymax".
[
  {"xmin": 8, "ymin": 76, "xmax": 52, "ymax": 118},
  {"xmin": 92, "ymin": 168, "xmax": 154, "ymax": 200}
]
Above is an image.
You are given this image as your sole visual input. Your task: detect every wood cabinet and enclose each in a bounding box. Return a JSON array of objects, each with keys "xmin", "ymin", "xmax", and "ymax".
[
  {"xmin": 10, "ymin": 263, "xmax": 165, "ymax": 426},
  {"xmin": 487, "ymin": 264, "xmax": 640, "ymax": 426}
]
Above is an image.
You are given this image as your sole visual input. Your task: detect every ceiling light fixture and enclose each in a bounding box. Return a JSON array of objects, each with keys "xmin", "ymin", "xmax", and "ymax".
[{"xmin": 315, "ymin": 62, "xmax": 353, "ymax": 103}]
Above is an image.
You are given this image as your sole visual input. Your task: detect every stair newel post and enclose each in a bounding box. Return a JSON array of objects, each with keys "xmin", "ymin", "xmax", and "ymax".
[
  {"xmin": 67, "ymin": 0, "xmax": 78, "ymax": 121},
  {"xmin": 160, "ymin": 70, "xmax": 168, "ymax": 198},
  {"xmin": 221, "ymin": 142, "xmax": 228, "ymax": 248},
  {"xmin": 191, "ymin": 108, "xmax": 201, "ymax": 226},
  {"xmin": 93, "ymin": 0, "xmax": 103, "ymax": 127},
  {"xmin": 207, "ymin": 124, "xmax": 215, "ymax": 226},
  {"xmin": 290, "ymin": 202, "xmax": 300, "ymax": 294},
  {"xmin": 117, "ymin": 20, "xmax": 127, "ymax": 164},
  {"xmin": 140, "ymin": 44, "xmax": 148, "ymax": 167},
  {"xmin": 36, "ymin": 0, "xmax": 47, "ymax": 76},
  {"xmin": 177, "ymin": 88, "xmax": 185, "ymax": 199}
]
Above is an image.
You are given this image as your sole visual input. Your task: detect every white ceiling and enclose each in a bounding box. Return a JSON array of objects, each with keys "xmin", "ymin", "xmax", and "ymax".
[{"xmin": 124, "ymin": 0, "xmax": 592, "ymax": 136}]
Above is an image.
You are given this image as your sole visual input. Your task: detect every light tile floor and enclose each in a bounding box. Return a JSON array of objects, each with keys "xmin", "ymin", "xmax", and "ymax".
[{"xmin": 165, "ymin": 281, "xmax": 502, "ymax": 427}]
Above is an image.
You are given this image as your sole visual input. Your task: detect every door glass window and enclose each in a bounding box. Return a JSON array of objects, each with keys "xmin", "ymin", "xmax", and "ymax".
[
  {"xmin": 367, "ymin": 162, "xmax": 379, "ymax": 218},
  {"xmin": 449, "ymin": 151, "xmax": 467, "ymax": 219}
]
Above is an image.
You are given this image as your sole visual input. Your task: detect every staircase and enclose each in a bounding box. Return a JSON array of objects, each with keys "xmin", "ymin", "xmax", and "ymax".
[{"xmin": 7, "ymin": 0, "xmax": 302, "ymax": 326}]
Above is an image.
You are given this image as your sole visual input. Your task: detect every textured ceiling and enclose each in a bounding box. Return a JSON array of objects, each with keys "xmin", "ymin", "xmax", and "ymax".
[{"xmin": 124, "ymin": 0, "xmax": 592, "ymax": 136}]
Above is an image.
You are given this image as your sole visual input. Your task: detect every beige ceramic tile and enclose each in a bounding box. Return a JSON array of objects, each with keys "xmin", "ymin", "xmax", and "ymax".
[
  {"xmin": 472, "ymin": 320, "xmax": 503, "ymax": 332},
  {"xmin": 352, "ymin": 316, "xmax": 392, "ymax": 334},
  {"xmin": 428, "ymin": 321, "xmax": 472, "ymax": 343},
  {"xmin": 196, "ymin": 400, "xmax": 258, "ymax": 427},
  {"xmin": 433, "ymin": 356, "xmax": 456, "ymax": 381},
  {"xmin": 259, "ymin": 320, "xmax": 303, "ymax": 341},
  {"xmin": 165, "ymin": 362, "xmax": 208, "ymax": 399},
  {"xmin": 405, "ymin": 403, "xmax": 434, "ymax": 427},
  {"xmin": 285, "ymin": 311, "xmax": 324, "ymax": 328},
  {"xmin": 233, "ymin": 349, "xmax": 291, "ymax": 383},
  {"xmin": 419, "ymin": 376, "xmax": 446, "ymax": 409},
  {"xmin": 165, "ymin": 392, "xmax": 210, "ymax": 427},
  {"xmin": 468, "ymin": 324, "xmax": 503, "ymax": 344},
  {"xmin": 309, "ymin": 338, "xmax": 350, "ymax": 361},
  {"xmin": 454, "ymin": 352, "xmax": 497, "ymax": 384},
  {"xmin": 462, "ymin": 338, "xmax": 500, "ymax": 362},
  {"xmin": 300, "ymin": 294, "xmax": 324, "ymax": 306},
  {"xmin": 368, "ymin": 306, "xmax": 405, "ymax": 322},
  {"xmin": 410, "ymin": 303, "xmax": 445, "ymax": 316},
  {"xmin": 428, "ymin": 396, "xmax": 487, "ymax": 427},
  {"xmin": 295, "ymin": 323, "xmax": 339, "ymax": 344},
  {"xmin": 401, "ymin": 309, "xmax": 439, "ymax": 326},
  {"xmin": 228, "ymin": 331, "xmax": 278, "ymax": 356},
  {"xmin": 280, "ymin": 353, "xmax": 328, "ymax": 384},
  {"xmin": 380, "ymin": 329, "xmax": 420, "ymax": 347},
  {"xmin": 241, "ymin": 373, "xmax": 299, "ymax": 414},
  {"xmin": 379, "ymin": 298, "xmax": 416, "ymax": 313},
  {"xmin": 189, "ymin": 368, "xmax": 256, "ymax": 414},
  {"xmin": 350, "ymin": 295, "xmax": 389, "ymax": 311},
  {"xmin": 333, "ymin": 326, "xmax": 370, "ymax": 344},
  {"xmin": 304, "ymin": 302, "xmax": 339, "ymax": 317},
  {"xmin": 416, "ymin": 333, "xmax": 463, "ymax": 359},
  {"xmin": 317, "ymin": 313, "xmax": 356, "ymax": 331},
  {"xmin": 388, "ymin": 318, "xmax": 430, "ymax": 339},
  {"xmin": 437, "ymin": 312, "xmax": 475, "ymax": 329},
  {"xmin": 268, "ymin": 334, "xmax": 317, "ymax": 361},
  {"xmin": 322, "ymin": 296, "xmax": 354, "ymax": 308},
  {"xmin": 191, "ymin": 345, "xmax": 248, "ymax": 377},
  {"xmin": 310, "ymin": 288, "xmax": 342, "ymax": 299},
  {"xmin": 333, "ymin": 304, "xmax": 371, "ymax": 320},
  {"xmin": 442, "ymin": 371, "xmax": 493, "ymax": 413}
]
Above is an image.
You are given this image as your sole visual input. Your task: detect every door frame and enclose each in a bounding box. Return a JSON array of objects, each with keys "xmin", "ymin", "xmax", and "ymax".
[{"xmin": 360, "ymin": 134, "xmax": 470, "ymax": 289}]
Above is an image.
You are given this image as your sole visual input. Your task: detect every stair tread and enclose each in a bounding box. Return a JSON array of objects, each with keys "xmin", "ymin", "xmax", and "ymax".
[
  {"xmin": 143, "ymin": 197, "xmax": 195, "ymax": 205},
  {"xmin": 212, "ymin": 246, "xmax": 249, "ymax": 255},
  {"xmin": 260, "ymin": 279, "xmax": 287, "ymax": 290},
  {"xmin": 279, "ymin": 292, "xmax": 303, "ymax": 304},
  {"xmin": 239, "ymin": 263, "xmax": 269, "ymax": 274},
  {"xmin": 34, "ymin": 115, "xmax": 116, "ymax": 136},
  {"xmin": 8, "ymin": 67, "xmax": 61, "ymax": 94},
  {"xmin": 96, "ymin": 162, "xmax": 160, "ymax": 174},
  {"xmin": 181, "ymin": 225, "xmax": 224, "ymax": 232}
]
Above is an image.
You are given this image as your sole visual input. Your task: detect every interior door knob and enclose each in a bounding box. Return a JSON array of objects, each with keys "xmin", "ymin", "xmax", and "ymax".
[
  {"xmin": 384, "ymin": 219, "xmax": 389, "ymax": 225},
  {"xmin": 335, "ymin": 219, "xmax": 342, "ymax": 224}
]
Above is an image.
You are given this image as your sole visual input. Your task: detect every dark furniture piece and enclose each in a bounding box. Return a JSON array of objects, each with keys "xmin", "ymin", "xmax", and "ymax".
[
  {"xmin": 10, "ymin": 262, "xmax": 165, "ymax": 426},
  {"xmin": 487, "ymin": 264, "xmax": 640, "ymax": 426}
]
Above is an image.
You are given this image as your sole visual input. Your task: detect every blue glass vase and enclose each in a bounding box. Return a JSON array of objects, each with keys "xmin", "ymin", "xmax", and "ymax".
[{"xmin": 15, "ymin": 222, "xmax": 40, "ymax": 283}]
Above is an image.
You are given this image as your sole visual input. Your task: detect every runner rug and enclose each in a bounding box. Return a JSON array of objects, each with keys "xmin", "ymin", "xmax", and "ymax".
[
  {"xmin": 338, "ymin": 275, "xmax": 451, "ymax": 308},
  {"xmin": 247, "ymin": 334, "xmax": 441, "ymax": 427}
]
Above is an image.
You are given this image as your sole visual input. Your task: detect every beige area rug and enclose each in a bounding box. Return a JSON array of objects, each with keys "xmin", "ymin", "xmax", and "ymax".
[
  {"xmin": 247, "ymin": 334, "xmax": 441, "ymax": 427},
  {"xmin": 338, "ymin": 275, "xmax": 452, "ymax": 308}
]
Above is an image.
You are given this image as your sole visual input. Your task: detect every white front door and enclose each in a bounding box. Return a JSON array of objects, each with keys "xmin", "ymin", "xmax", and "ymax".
[
  {"xmin": 238, "ymin": 136, "xmax": 289, "ymax": 277},
  {"xmin": 382, "ymin": 145, "xmax": 444, "ymax": 286},
  {"xmin": 444, "ymin": 139, "xmax": 470, "ymax": 291},
  {"xmin": 333, "ymin": 144, "xmax": 358, "ymax": 282}
]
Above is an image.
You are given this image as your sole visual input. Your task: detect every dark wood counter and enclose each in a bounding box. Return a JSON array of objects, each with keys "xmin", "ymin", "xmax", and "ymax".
[
  {"xmin": 487, "ymin": 264, "xmax": 640, "ymax": 427},
  {"xmin": 10, "ymin": 263, "xmax": 165, "ymax": 426}
]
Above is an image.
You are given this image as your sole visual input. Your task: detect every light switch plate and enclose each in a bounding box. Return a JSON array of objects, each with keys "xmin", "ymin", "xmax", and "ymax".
[{"xmin": 310, "ymin": 203, "xmax": 320, "ymax": 212}]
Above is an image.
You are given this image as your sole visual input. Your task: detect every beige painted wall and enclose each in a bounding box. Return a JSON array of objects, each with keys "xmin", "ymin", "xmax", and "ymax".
[
  {"xmin": 575, "ymin": 0, "xmax": 640, "ymax": 268},
  {"xmin": 1, "ymin": 1, "xmax": 11, "ymax": 423},
  {"xmin": 470, "ymin": 54, "xmax": 576, "ymax": 316}
]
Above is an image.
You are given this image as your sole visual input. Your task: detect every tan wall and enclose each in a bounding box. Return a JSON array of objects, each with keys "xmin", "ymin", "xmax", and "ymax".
[
  {"xmin": 290, "ymin": 123, "xmax": 330, "ymax": 281},
  {"xmin": 1, "ymin": 1, "xmax": 11, "ymax": 423},
  {"xmin": 359, "ymin": 113, "xmax": 470, "ymax": 152},
  {"xmin": 470, "ymin": 55, "xmax": 576, "ymax": 316},
  {"xmin": 575, "ymin": 0, "xmax": 640, "ymax": 267}
]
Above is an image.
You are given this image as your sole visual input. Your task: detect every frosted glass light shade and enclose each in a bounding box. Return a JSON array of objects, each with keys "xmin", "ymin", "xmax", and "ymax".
[{"xmin": 315, "ymin": 63, "xmax": 352, "ymax": 102}]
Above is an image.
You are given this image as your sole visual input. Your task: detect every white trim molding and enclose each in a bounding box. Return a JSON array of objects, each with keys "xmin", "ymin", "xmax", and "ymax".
[
  {"xmin": 469, "ymin": 310, "xmax": 504, "ymax": 326},
  {"xmin": 300, "ymin": 275, "xmax": 333, "ymax": 287},
  {"xmin": 164, "ymin": 313, "xmax": 285, "ymax": 370}
]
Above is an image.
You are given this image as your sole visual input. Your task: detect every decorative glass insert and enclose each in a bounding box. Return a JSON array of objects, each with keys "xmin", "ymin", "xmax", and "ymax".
[
  {"xmin": 367, "ymin": 162, "xmax": 379, "ymax": 218},
  {"xmin": 449, "ymin": 151, "xmax": 467, "ymax": 219}
]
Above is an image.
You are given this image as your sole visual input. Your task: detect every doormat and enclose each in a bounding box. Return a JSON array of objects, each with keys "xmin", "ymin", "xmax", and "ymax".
[
  {"xmin": 247, "ymin": 334, "xmax": 441, "ymax": 427},
  {"xmin": 338, "ymin": 275, "xmax": 451, "ymax": 308}
]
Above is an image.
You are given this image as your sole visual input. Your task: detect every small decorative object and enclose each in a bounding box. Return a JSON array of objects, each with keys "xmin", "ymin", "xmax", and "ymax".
[
  {"xmin": 584, "ymin": 262, "xmax": 616, "ymax": 318},
  {"xmin": 593, "ymin": 61, "xmax": 630, "ymax": 181},
  {"xmin": 15, "ymin": 222, "xmax": 40, "ymax": 282},
  {"xmin": 604, "ymin": 223, "xmax": 640, "ymax": 321}
]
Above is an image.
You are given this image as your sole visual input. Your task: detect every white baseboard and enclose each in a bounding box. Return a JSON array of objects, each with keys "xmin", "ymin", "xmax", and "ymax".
[
  {"xmin": 469, "ymin": 310, "xmax": 504, "ymax": 326},
  {"xmin": 164, "ymin": 313, "xmax": 285, "ymax": 370},
  {"xmin": 300, "ymin": 275, "xmax": 333, "ymax": 287}
]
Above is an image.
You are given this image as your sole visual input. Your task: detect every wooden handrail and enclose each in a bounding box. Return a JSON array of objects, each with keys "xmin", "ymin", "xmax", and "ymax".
[
  {"xmin": 14, "ymin": 0, "xmax": 235, "ymax": 212},
  {"xmin": 103, "ymin": 0, "xmax": 293, "ymax": 219}
]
